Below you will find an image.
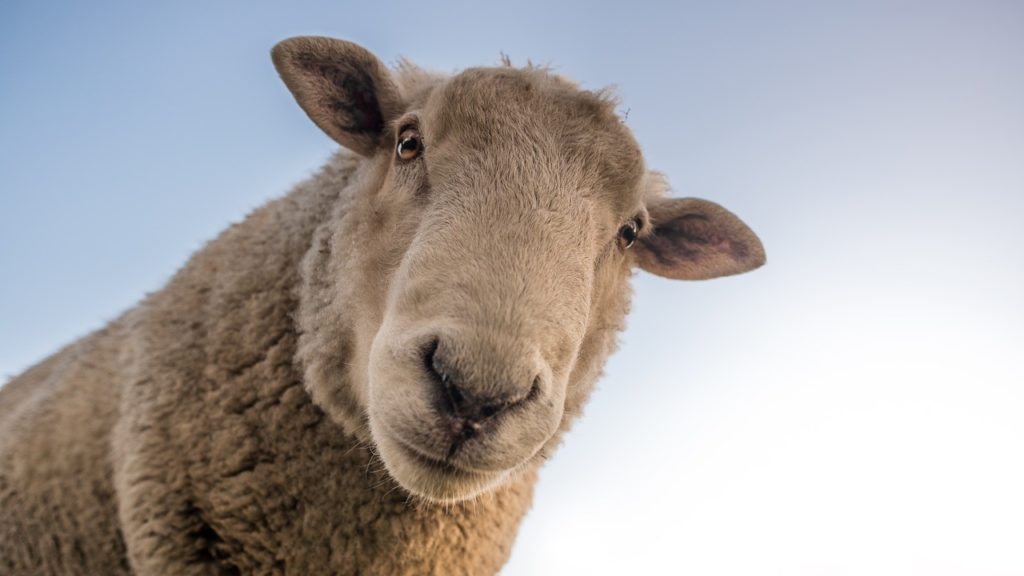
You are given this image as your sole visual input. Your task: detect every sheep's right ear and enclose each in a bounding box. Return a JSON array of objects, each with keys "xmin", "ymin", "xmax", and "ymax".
[
  {"xmin": 272, "ymin": 37, "xmax": 404, "ymax": 156},
  {"xmin": 632, "ymin": 172, "xmax": 765, "ymax": 280}
]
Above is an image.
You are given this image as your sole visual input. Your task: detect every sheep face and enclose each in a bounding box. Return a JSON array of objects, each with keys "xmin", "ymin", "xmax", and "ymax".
[{"xmin": 275, "ymin": 38, "xmax": 766, "ymax": 502}]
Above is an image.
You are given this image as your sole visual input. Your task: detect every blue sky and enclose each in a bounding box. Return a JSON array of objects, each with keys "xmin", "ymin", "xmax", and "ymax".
[{"xmin": 2, "ymin": 1, "xmax": 1023, "ymax": 573}]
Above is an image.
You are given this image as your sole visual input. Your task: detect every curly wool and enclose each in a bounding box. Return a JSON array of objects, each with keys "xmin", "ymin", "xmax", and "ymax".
[{"xmin": 0, "ymin": 155, "xmax": 539, "ymax": 575}]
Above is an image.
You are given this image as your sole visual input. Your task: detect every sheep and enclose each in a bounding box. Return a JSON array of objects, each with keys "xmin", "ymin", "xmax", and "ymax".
[{"xmin": 0, "ymin": 36, "xmax": 766, "ymax": 575}]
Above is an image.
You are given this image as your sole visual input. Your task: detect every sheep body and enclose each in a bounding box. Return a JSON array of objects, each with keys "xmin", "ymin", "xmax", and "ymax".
[{"xmin": 1, "ymin": 154, "xmax": 533, "ymax": 575}]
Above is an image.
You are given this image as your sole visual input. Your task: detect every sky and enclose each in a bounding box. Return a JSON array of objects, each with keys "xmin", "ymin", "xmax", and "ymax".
[{"xmin": 2, "ymin": 1, "xmax": 1023, "ymax": 574}]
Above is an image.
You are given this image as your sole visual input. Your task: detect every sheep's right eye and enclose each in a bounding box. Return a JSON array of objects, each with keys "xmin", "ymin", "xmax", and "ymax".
[
  {"xmin": 397, "ymin": 128, "xmax": 423, "ymax": 161},
  {"xmin": 618, "ymin": 219, "xmax": 640, "ymax": 249}
]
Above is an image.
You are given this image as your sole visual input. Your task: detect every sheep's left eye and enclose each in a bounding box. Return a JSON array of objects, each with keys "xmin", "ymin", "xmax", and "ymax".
[
  {"xmin": 618, "ymin": 220, "xmax": 639, "ymax": 249},
  {"xmin": 396, "ymin": 128, "xmax": 423, "ymax": 161}
]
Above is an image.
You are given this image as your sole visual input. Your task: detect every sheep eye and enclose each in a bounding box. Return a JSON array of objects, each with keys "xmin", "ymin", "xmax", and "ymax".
[
  {"xmin": 618, "ymin": 219, "xmax": 640, "ymax": 249},
  {"xmin": 396, "ymin": 128, "xmax": 423, "ymax": 161}
]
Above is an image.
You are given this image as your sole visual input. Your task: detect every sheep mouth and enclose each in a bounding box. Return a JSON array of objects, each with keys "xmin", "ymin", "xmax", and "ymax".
[
  {"xmin": 391, "ymin": 434, "xmax": 493, "ymax": 478},
  {"xmin": 395, "ymin": 438, "xmax": 462, "ymax": 474},
  {"xmin": 376, "ymin": 429, "xmax": 517, "ymax": 501}
]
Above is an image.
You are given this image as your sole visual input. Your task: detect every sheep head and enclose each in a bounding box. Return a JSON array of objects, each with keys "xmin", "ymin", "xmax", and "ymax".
[{"xmin": 273, "ymin": 37, "xmax": 765, "ymax": 502}]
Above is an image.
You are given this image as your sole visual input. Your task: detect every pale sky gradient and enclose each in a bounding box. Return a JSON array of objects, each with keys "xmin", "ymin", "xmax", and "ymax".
[{"xmin": 2, "ymin": 1, "xmax": 1023, "ymax": 574}]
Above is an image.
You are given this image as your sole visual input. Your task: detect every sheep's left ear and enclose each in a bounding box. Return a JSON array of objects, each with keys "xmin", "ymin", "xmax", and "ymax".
[
  {"xmin": 634, "ymin": 196, "xmax": 766, "ymax": 280},
  {"xmin": 271, "ymin": 36, "xmax": 404, "ymax": 156}
]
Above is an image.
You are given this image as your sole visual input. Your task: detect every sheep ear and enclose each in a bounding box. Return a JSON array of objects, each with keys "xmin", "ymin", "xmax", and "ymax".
[
  {"xmin": 272, "ymin": 36, "xmax": 403, "ymax": 156},
  {"xmin": 634, "ymin": 196, "xmax": 766, "ymax": 280}
]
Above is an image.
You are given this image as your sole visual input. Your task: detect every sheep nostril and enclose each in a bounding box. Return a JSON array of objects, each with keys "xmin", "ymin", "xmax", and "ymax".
[
  {"xmin": 444, "ymin": 378, "xmax": 464, "ymax": 408},
  {"xmin": 424, "ymin": 338, "xmax": 464, "ymax": 415},
  {"xmin": 527, "ymin": 375, "xmax": 541, "ymax": 403},
  {"xmin": 423, "ymin": 338, "xmax": 441, "ymax": 377}
]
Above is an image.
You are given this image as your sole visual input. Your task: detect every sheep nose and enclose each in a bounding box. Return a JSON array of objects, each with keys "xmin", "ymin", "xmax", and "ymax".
[{"xmin": 423, "ymin": 338, "xmax": 540, "ymax": 428}]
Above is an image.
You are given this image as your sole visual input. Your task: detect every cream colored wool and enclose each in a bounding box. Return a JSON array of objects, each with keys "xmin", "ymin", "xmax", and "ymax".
[{"xmin": 0, "ymin": 37, "xmax": 764, "ymax": 575}]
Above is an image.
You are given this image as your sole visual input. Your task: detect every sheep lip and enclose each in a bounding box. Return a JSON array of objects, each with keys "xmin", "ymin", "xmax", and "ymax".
[
  {"xmin": 391, "ymin": 434, "xmax": 495, "ymax": 477},
  {"xmin": 406, "ymin": 445, "xmax": 462, "ymax": 474}
]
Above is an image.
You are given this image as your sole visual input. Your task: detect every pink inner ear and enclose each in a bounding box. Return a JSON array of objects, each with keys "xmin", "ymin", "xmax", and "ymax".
[
  {"xmin": 656, "ymin": 213, "xmax": 733, "ymax": 260},
  {"xmin": 636, "ymin": 200, "xmax": 765, "ymax": 280}
]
